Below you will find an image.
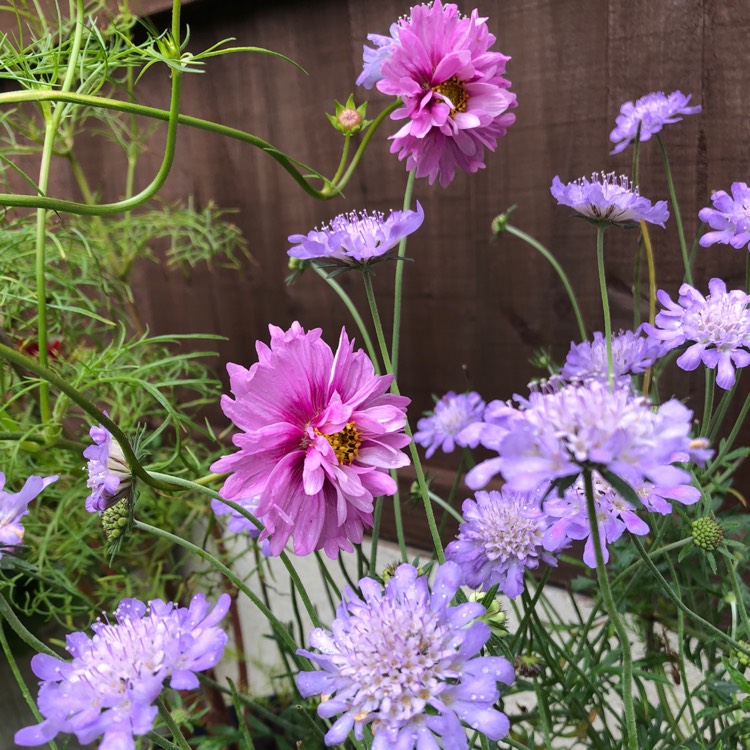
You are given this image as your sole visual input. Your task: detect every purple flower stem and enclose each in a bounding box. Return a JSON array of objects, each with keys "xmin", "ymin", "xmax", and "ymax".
[
  {"xmin": 156, "ymin": 695, "xmax": 191, "ymax": 750},
  {"xmin": 583, "ymin": 469, "xmax": 637, "ymax": 750},
  {"xmin": 596, "ymin": 226, "xmax": 615, "ymax": 388},
  {"xmin": 656, "ymin": 134, "xmax": 692, "ymax": 285}
]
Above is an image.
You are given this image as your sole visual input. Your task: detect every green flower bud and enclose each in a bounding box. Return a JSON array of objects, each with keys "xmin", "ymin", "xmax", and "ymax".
[
  {"xmin": 327, "ymin": 94, "xmax": 371, "ymax": 135},
  {"xmin": 514, "ymin": 653, "xmax": 543, "ymax": 678},
  {"xmin": 737, "ymin": 640, "xmax": 750, "ymax": 669},
  {"xmin": 691, "ymin": 517, "xmax": 724, "ymax": 551},
  {"xmin": 468, "ymin": 591, "xmax": 509, "ymax": 638}
]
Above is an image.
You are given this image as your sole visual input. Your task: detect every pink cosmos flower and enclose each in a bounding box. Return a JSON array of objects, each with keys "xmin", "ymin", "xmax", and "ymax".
[
  {"xmin": 211, "ymin": 323, "xmax": 411, "ymax": 558},
  {"xmin": 377, "ymin": 0, "xmax": 517, "ymax": 187}
]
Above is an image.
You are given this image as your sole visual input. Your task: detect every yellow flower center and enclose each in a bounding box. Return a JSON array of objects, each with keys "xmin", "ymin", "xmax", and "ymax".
[
  {"xmin": 432, "ymin": 76, "xmax": 468, "ymax": 114},
  {"xmin": 317, "ymin": 422, "xmax": 362, "ymax": 465}
]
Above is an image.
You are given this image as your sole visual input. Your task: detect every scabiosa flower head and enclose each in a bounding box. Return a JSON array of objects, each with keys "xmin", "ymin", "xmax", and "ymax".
[
  {"xmin": 0, "ymin": 473, "xmax": 57, "ymax": 558},
  {"xmin": 356, "ymin": 23, "xmax": 400, "ymax": 89},
  {"xmin": 446, "ymin": 489, "xmax": 558, "ymax": 598},
  {"xmin": 211, "ymin": 323, "xmax": 411, "ymax": 559},
  {"xmin": 609, "ymin": 90, "xmax": 701, "ymax": 154},
  {"xmin": 288, "ymin": 203, "xmax": 424, "ymax": 268},
  {"xmin": 465, "ymin": 378, "xmax": 698, "ymax": 494},
  {"xmin": 551, "ymin": 172, "xmax": 669, "ymax": 227},
  {"xmin": 644, "ymin": 278, "xmax": 750, "ymax": 389},
  {"xmin": 414, "ymin": 390, "xmax": 485, "ymax": 458},
  {"xmin": 561, "ymin": 329, "xmax": 664, "ymax": 384},
  {"xmin": 698, "ymin": 182, "xmax": 750, "ymax": 251},
  {"xmin": 84, "ymin": 423, "xmax": 131, "ymax": 513},
  {"xmin": 15, "ymin": 593, "xmax": 230, "ymax": 750},
  {"xmin": 297, "ymin": 562, "xmax": 514, "ymax": 748},
  {"xmin": 376, "ymin": 0, "xmax": 517, "ymax": 187}
]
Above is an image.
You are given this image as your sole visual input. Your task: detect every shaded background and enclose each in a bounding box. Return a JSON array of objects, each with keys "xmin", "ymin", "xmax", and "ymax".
[{"xmin": 3, "ymin": 0, "xmax": 750, "ymax": 545}]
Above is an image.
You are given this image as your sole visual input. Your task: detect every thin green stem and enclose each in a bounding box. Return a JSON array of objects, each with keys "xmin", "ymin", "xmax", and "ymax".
[
  {"xmin": 157, "ymin": 695, "xmax": 192, "ymax": 750},
  {"xmin": 427, "ymin": 489, "xmax": 464, "ymax": 524},
  {"xmin": 390, "ymin": 168, "xmax": 417, "ymax": 377},
  {"xmin": 727, "ymin": 559, "xmax": 750, "ymax": 637},
  {"xmin": 583, "ymin": 469, "xmax": 637, "ymax": 750},
  {"xmin": 596, "ymin": 226, "xmax": 614, "ymax": 388},
  {"xmin": 312, "ymin": 264, "xmax": 379, "ymax": 372},
  {"xmin": 330, "ymin": 134, "xmax": 351, "ymax": 185},
  {"xmin": 631, "ymin": 124, "xmax": 642, "ymax": 187},
  {"xmin": 0, "ymin": 593, "xmax": 59, "ymax": 657},
  {"xmin": 506, "ymin": 224, "xmax": 586, "ymax": 341},
  {"xmin": 708, "ymin": 389, "xmax": 750, "ymax": 472},
  {"xmin": 369, "ymin": 496, "xmax": 383, "ymax": 573},
  {"xmin": 362, "ymin": 272, "xmax": 444, "ymax": 561},
  {"xmin": 656, "ymin": 134, "xmax": 692, "ymax": 285},
  {"xmin": 703, "ymin": 369, "xmax": 716, "ymax": 434},
  {"xmin": 708, "ymin": 373, "xmax": 741, "ymax": 441}
]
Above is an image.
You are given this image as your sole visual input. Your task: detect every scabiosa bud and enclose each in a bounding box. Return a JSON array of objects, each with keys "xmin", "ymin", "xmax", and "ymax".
[
  {"xmin": 691, "ymin": 517, "xmax": 724, "ymax": 551},
  {"xmin": 297, "ymin": 562, "xmax": 514, "ymax": 748},
  {"xmin": 15, "ymin": 593, "xmax": 231, "ymax": 749},
  {"xmin": 83, "ymin": 422, "xmax": 132, "ymax": 513},
  {"xmin": 551, "ymin": 172, "xmax": 669, "ymax": 228},
  {"xmin": 468, "ymin": 591, "xmax": 509, "ymax": 638},
  {"xmin": 414, "ymin": 390, "xmax": 485, "ymax": 458},
  {"xmin": 609, "ymin": 90, "xmax": 701, "ymax": 154},
  {"xmin": 699, "ymin": 182, "xmax": 750, "ymax": 251},
  {"xmin": 736, "ymin": 640, "xmax": 750, "ymax": 669},
  {"xmin": 446, "ymin": 489, "xmax": 558, "ymax": 598},
  {"xmin": 514, "ymin": 653, "xmax": 544, "ymax": 678},
  {"xmin": 0, "ymin": 472, "xmax": 57, "ymax": 559},
  {"xmin": 327, "ymin": 95, "xmax": 370, "ymax": 135},
  {"xmin": 644, "ymin": 278, "xmax": 750, "ymax": 389}
]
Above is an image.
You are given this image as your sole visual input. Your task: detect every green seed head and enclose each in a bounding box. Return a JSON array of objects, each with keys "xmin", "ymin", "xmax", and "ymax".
[
  {"xmin": 737, "ymin": 640, "xmax": 750, "ymax": 669},
  {"xmin": 101, "ymin": 497, "xmax": 131, "ymax": 541},
  {"xmin": 691, "ymin": 517, "xmax": 724, "ymax": 551}
]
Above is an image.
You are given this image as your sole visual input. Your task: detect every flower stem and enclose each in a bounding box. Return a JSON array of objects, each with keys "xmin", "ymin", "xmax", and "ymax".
[
  {"xmin": 0, "ymin": 593, "xmax": 59, "ymax": 657},
  {"xmin": 391, "ymin": 168, "xmax": 417, "ymax": 377},
  {"xmin": 639, "ymin": 220, "xmax": 657, "ymax": 396},
  {"xmin": 157, "ymin": 695, "xmax": 192, "ymax": 750},
  {"xmin": 702, "ymin": 368, "xmax": 716, "ymax": 434},
  {"xmin": 506, "ymin": 224, "xmax": 587, "ymax": 341},
  {"xmin": 708, "ymin": 388, "xmax": 750, "ymax": 471},
  {"xmin": 582, "ymin": 469, "xmax": 637, "ymax": 750},
  {"xmin": 596, "ymin": 226, "xmax": 614, "ymax": 388},
  {"xmin": 656, "ymin": 134, "xmax": 692, "ymax": 285},
  {"xmin": 330, "ymin": 134, "xmax": 351, "ymax": 186},
  {"xmin": 362, "ymin": 272, "xmax": 445, "ymax": 562}
]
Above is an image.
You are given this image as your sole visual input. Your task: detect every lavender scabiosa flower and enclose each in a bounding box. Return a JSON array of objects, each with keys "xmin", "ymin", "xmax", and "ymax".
[
  {"xmin": 414, "ymin": 390, "xmax": 485, "ymax": 458},
  {"xmin": 698, "ymin": 182, "xmax": 750, "ymax": 251},
  {"xmin": 297, "ymin": 562, "xmax": 514, "ymax": 748},
  {"xmin": 287, "ymin": 203, "xmax": 424, "ymax": 268},
  {"xmin": 561, "ymin": 329, "xmax": 664, "ymax": 384},
  {"xmin": 446, "ymin": 489, "xmax": 558, "ymax": 598},
  {"xmin": 211, "ymin": 322, "xmax": 410, "ymax": 559},
  {"xmin": 356, "ymin": 23, "xmax": 400, "ymax": 89},
  {"xmin": 0, "ymin": 473, "xmax": 57, "ymax": 558},
  {"xmin": 465, "ymin": 378, "xmax": 698, "ymax": 494},
  {"xmin": 376, "ymin": 0, "xmax": 516, "ymax": 187},
  {"xmin": 15, "ymin": 593, "xmax": 230, "ymax": 750},
  {"xmin": 644, "ymin": 278, "xmax": 750, "ymax": 389},
  {"xmin": 212, "ymin": 495, "xmax": 262, "ymax": 537},
  {"xmin": 609, "ymin": 90, "xmax": 701, "ymax": 154},
  {"xmin": 84, "ymin": 423, "xmax": 131, "ymax": 513},
  {"xmin": 551, "ymin": 172, "xmax": 669, "ymax": 227}
]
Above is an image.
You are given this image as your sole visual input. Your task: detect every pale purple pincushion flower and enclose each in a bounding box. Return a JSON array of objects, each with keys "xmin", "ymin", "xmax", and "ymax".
[
  {"xmin": 414, "ymin": 390, "xmax": 485, "ymax": 458},
  {"xmin": 287, "ymin": 203, "xmax": 424, "ymax": 267},
  {"xmin": 465, "ymin": 378, "xmax": 697, "ymax": 494},
  {"xmin": 644, "ymin": 278, "xmax": 750, "ymax": 389},
  {"xmin": 446, "ymin": 489, "xmax": 558, "ymax": 598},
  {"xmin": 377, "ymin": 0, "xmax": 517, "ymax": 188},
  {"xmin": 211, "ymin": 495, "xmax": 262, "ymax": 537},
  {"xmin": 609, "ymin": 90, "xmax": 701, "ymax": 154},
  {"xmin": 698, "ymin": 182, "xmax": 750, "ymax": 251},
  {"xmin": 84, "ymin": 423, "xmax": 131, "ymax": 513},
  {"xmin": 0, "ymin": 472, "xmax": 57, "ymax": 557},
  {"xmin": 551, "ymin": 172, "xmax": 669, "ymax": 227},
  {"xmin": 15, "ymin": 593, "xmax": 230, "ymax": 750},
  {"xmin": 561, "ymin": 329, "xmax": 664, "ymax": 384},
  {"xmin": 356, "ymin": 23, "xmax": 400, "ymax": 89},
  {"xmin": 211, "ymin": 322, "xmax": 411, "ymax": 559},
  {"xmin": 297, "ymin": 562, "xmax": 514, "ymax": 749}
]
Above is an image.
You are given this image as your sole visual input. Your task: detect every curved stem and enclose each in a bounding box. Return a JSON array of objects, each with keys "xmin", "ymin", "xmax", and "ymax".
[
  {"xmin": 596, "ymin": 226, "xmax": 614, "ymax": 387},
  {"xmin": 330, "ymin": 134, "xmax": 351, "ymax": 186},
  {"xmin": 506, "ymin": 224, "xmax": 587, "ymax": 341},
  {"xmin": 583, "ymin": 469, "xmax": 637, "ymax": 750},
  {"xmin": 0, "ymin": 592, "xmax": 59, "ymax": 657},
  {"xmin": 390, "ymin": 169, "xmax": 417, "ymax": 377},
  {"xmin": 656, "ymin": 134, "xmax": 692, "ymax": 285}
]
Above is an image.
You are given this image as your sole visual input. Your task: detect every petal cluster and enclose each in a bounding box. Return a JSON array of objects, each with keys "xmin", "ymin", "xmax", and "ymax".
[
  {"xmin": 551, "ymin": 172, "xmax": 669, "ymax": 227},
  {"xmin": 15, "ymin": 593, "xmax": 230, "ymax": 750},
  {"xmin": 211, "ymin": 322, "xmax": 411, "ymax": 558},
  {"xmin": 0, "ymin": 472, "xmax": 57, "ymax": 557},
  {"xmin": 376, "ymin": 0, "xmax": 516, "ymax": 187},
  {"xmin": 356, "ymin": 23, "xmax": 400, "ymax": 90},
  {"xmin": 83, "ymin": 423, "xmax": 132, "ymax": 513},
  {"xmin": 297, "ymin": 562, "xmax": 514, "ymax": 749},
  {"xmin": 698, "ymin": 181, "xmax": 750, "ymax": 251},
  {"xmin": 414, "ymin": 390, "xmax": 485, "ymax": 458},
  {"xmin": 609, "ymin": 90, "xmax": 701, "ymax": 154},
  {"xmin": 644, "ymin": 278, "xmax": 750, "ymax": 389},
  {"xmin": 287, "ymin": 203, "xmax": 424, "ymax": 267}
]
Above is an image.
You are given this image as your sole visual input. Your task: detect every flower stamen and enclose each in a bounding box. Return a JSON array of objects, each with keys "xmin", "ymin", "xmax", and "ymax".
[
  {"xmin": 318, "ymin": 422, "xmax": 362, "ymax": 465},
  {"xmin": 432, "ymin": 76, "xmax": 468, "ymax": 114}
]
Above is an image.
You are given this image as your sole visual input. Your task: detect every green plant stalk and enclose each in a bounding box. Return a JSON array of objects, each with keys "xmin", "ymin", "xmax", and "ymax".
[
  {"xmin": 362, "ymin": 272, "xmax": 445, "ymax": 562},
  {"xmin": 708, "ymin": 373, "xmax": 741, "ymax": 441},
  {"xmin": 0, "ymin": 621, "xmax": 59, "ymax": 750},
  {"xmin": 390, "ymin": 168, "xmax": 417, "ymax": 377},
  {"xmin": 583, "ymin": 469, "xmax": 637, "ymax": 750},
  {"xmin": 703, "ymin": 368, "xmax": 716, "ymax": 434},
  {"xmin": 369, "ymin": 496, "xmax": 383, "ymax": 572},
  {"xmin": 506, "ymin": 224, "xmax": 587, "ymax": 341},
  {"xmin": 34, "ymin": 0, "xmax": 86, "ymax": 425},
  {"xmin": 330, "ymin": 133, "xmax": 351, "ymax": 186},
  {"xmin": 312, "ymin": 264, "xmax": 379, "ymax": 373},
  {"xmin": 708, "ymin": 388, "xmax": 750, "ymax": 472},
  {"xmin": 639, "ymin": 220, "xmax": 657, "ymax": 396},
  {"xmin": 727, "ymin": 558, "xmax": 750, "ymax": 637},
  {"xmin": 0, "ymin": 592, "xmax": 59, "ymax": 657},
  {"xmin": 157, "ymin": 695, "xmax": 192, "ymax": 750},
  {"xmin": 596, "ymin": 226, "xmax": 615, "ymax": 388},
  {"xmin": 656, "ymin": 134, "xmax": 692, "ymax": 285}
]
